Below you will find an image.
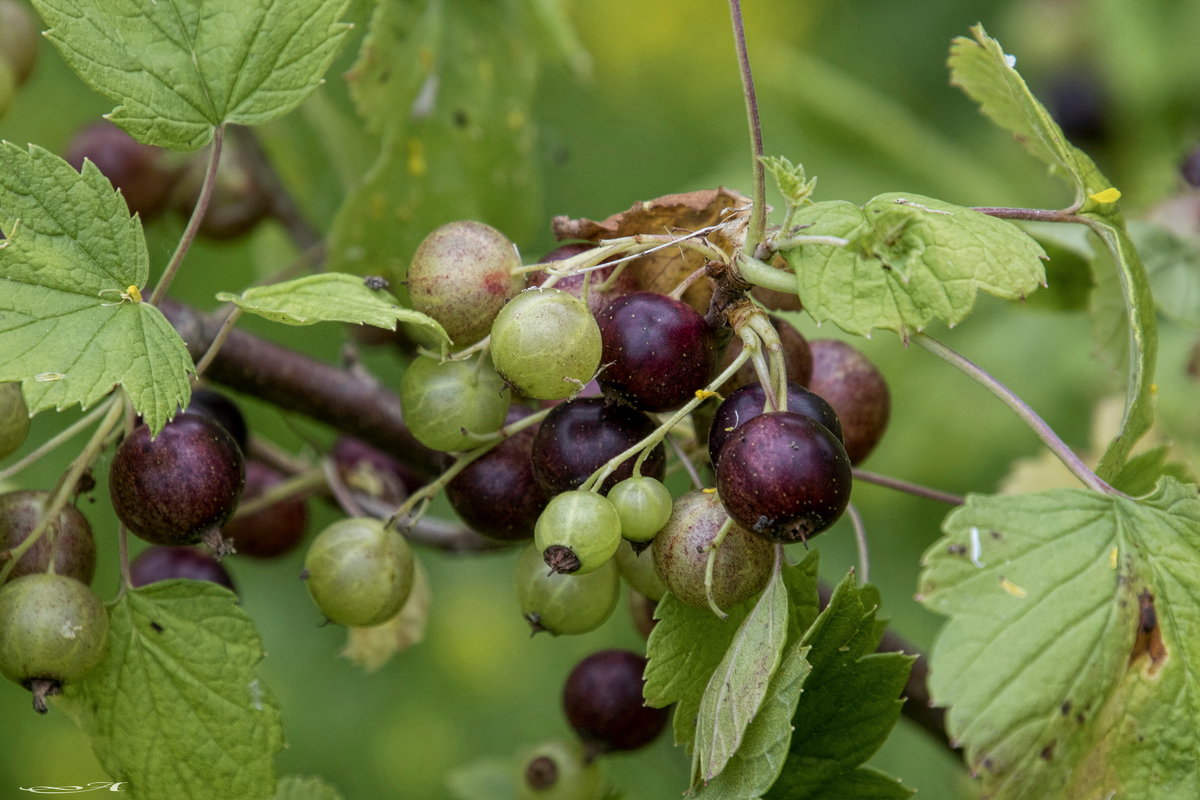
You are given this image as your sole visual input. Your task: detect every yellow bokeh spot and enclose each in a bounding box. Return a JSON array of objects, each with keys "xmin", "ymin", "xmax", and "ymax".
[
  {"xmin": 406, "ymin": 138, "xmax": 426, "ymax": 177},
  {"xmin": 1088, "ymin": 187, "xmax": 1122, "ymax": 204}
]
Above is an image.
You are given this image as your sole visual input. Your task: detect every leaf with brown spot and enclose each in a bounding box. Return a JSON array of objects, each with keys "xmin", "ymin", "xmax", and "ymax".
[{"xmin": 919, "ymin": 478, "xmax": 1200, "ymax": 799}]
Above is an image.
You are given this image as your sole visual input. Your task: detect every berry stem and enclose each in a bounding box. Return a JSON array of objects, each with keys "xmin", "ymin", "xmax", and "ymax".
[
  {"xmin": 666, "ymin": 434, "xmax": 706, "ymax": 492},
  {"xmin": 0, "ymin": 395, "xmax": 125, "ymax": 584},
  {"xmin": 229, "ymin": 466, "xmax": 326, "ymax": 519},
  {"xmin": 703, "ymin": 515, "xmax": 736, "ymax": 619},
  {"xmin": 728, "ymin": 0, "xmax": 766, "ymax": 253},
  {"xmin": 846, "ymin": 502, "xmax": 870, "ymax": 585},
  {"xmin": 0, "ymin": 400, "xmax": 112, "ymax": 483},
  {"xmin": 851, "ymin": 468, "xmax": 965, "ymax": 506},
  {"xmin": 915, "ymin": 333, "xmax": 1123, "ymax": 497},
  {"xmin": 384, "ymin": 409, "xmax": 550, "ymax": 533},
  {"xmin": 745, "ymin": 312, "xmax": 787, "ymax": 408},
  {"xmin": 972, "ymin": 206, "xmax": 1084, "ymax": 224},
  {"xmin": 735, "ymin": 253, "xmax": 795, "ymax": 294},
  {"xmin": 582, "ymin": 345, "xmax": 756, "ymax": 493},
  {"xmin": 191, "ymin": 306, "xmax": 243, "ymax": 381},
  {"xmin": 149, "ymin": 124, "xmax": 226, "ymax": 306}
]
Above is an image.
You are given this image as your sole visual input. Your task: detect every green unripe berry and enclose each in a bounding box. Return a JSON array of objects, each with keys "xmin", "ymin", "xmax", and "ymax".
[
  {"xmin": 614, "ymin": 539, "xmax": 666, "ymax": 602},
  {"xmin": 535, "ymin": 490, "xmax": 621, "ymax": 575},
  {"xmin": 407, "ymin": 220, "xmax": 524, "ymax": 346},
  {"xmin": 490, "ymin": 288, "xmax": 602, "ymax": 400},
  {"xmin": 0, "ymin": 60, "xmax": 14, "ymax": 121},
  {"xmin": 607, "ymin": 475, "xmax": 673, "ymax": 543},
  {"xmin": 399, "ymin": 354, "xmax": 510, "ymax": 452},
  {"xmin": 303, "ymin": 517, "xmax": 415, "ymax": 627},
  {"xmin": 0, "ymin": 383, "xmax": 30, "ymax": 460},
  {"xmin": 0, "ymin": 574, "xmax": 109, "ymax": 713},
  {"xmin": 0, "ymin": 0, "xmax": 38, "ymax": 86},
  {"xmin": 517, "ymin": 739, "xmax": 605, "ymax": 800},
  {"xmin": 515, "ymin": 542, "xmax": 618, "ymax": 636}
]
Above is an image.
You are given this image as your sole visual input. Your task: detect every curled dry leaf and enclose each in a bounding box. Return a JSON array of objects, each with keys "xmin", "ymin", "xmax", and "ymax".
[
  {"xmin": 551, "ymin": 187, "xmax": 751, "ymax": 312},
  {"xmin": 340, "ymin": 558, "xmax": 431, "ymax": 673}
]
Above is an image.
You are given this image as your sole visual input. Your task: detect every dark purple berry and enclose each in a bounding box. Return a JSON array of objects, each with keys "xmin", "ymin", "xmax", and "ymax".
[
  {"xmin": 129, "ymin": 546, "xmax": 236, "ymax": 592},
  {"xmin": 597, "ymin": 291, "xmax": 717, "ymax": 412},
  {"xmin": 187, "ymin": 387, "xmax": 248, "ymax": 452},
  {"xmin": 531, "ymin": 398, "xmax": 664, "ymax": 495},
  {"xmin": 109, "ymin": 413, "xmax": 245, "ymax": 547},
  {"xmin": 222, "ymin": 460, "xmax": 309, "ymax": 558},
  {"xmin": 331, "ymin": 436, "xmax": 424, "ymax": 507},
  {"xmin": 0, "ymin": 491, "xmax": 95, "ymax": 585},
  {"xmin": 1181, "ymin": 145, "xmax": 1200, "ymax": 188},
  {"xmin": 445, "ymin": 409, "xmax": 548, "ymax": 542},
  {"xmin": 172, "ymin": 141, "xmax": 271, "ymax": 240},
  {"xmin": 709, "ymin": 382, "xmax": 842, "ymax": 468},
  {"xmin": 65, "ymin": 121, "xmax": 176, "ymax": 219},
  {"xmin": 562, "ymin": 649, "xmax": 668, "ymax": 754},
  {"xmin": 805, "ymin": 339, "xmax": 890, "ymax": 465},
  {"xmin": 716, "ymin": 412, "xmax": 852, "ymax": 544}
]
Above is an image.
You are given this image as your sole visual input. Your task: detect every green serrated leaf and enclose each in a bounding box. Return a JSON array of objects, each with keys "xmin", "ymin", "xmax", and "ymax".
[
  {"xmin": 271, "ymin": 775, "xmax": 345, "ymax": 800},
  {"xmin": 917, "ymin": 478, "xmax": 1200, "ymax": 799},
  {"xmin": 764, "ymin": 571, "xmax": 914, "ymax": 800},
  {"xmin": 445, "ymin": 757, "xmax": 517, "ymax": 800},
  {"xmin": 215, "ymin": 273, "xmax": 451, "ymax": 347},
  {"xmin": 692, "ymin": 640, "xmax": 811, "ymax": 800},
  {"xmin": 1084, "ymin": 219, "xmax": 1157, "ymax": 480},
  {"xmin": 0, "ymin": 142, "xmax": 190, "ymax": 433},
  {"xmin": 58, "ymin": 581, "xmax": 284, "ymax": 800},
  {"xmin": 948, "ymin": 25, "xmax": 1109, "ymax": 209},
  {"xmin": 1108, "ymin": 445, "xmax": 1194, "ymax": 498},
  {"xmin": 694, "ymin": 554, "xmax": 789, "ymax": 785},
  {"xmin": 33, "ymin": 0, "xmax": 352, "ymax": 150},
  {"xmin": 783, "ymin": 193, "xmax": 1046, "ymax": 337},
  {"xmin": 645, "ymin": 593, "xmax": 755, "ymax": 752},
  {"xmin": 783, "ymin": 549, "xmax": 821, "ymax": 643},
  {"xmin": 327, "ymin": 0, "xmax": 548, "ymax": 287}
]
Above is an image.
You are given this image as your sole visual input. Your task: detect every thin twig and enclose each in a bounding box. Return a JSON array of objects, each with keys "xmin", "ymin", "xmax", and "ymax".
[
  {"xmin": 852, "ymin": 469, "xmax": 965, "ymax": 506},
  {"xmin": 728, "ymin": 0, "xmax": 766, "ymax": 253},
  {"xmin": 915, "ymin": 334, "xmax": 1121, "ymax": 496},
  {"xmin": 149, "ymin": 125, "xmax": 225, "ymax": 305},
  {"xmin": 971, "ymin": 206, "xmax": 1083, "ymax": 224},
  {"xmin": 846, "ymin": 502, "xmax": 870, "ymax": 584}
]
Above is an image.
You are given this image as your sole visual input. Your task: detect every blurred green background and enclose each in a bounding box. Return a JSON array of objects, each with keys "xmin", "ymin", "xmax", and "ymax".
[{"xmin": 1, "ymin": 0, "xmax": 1198, "ymax": 798}]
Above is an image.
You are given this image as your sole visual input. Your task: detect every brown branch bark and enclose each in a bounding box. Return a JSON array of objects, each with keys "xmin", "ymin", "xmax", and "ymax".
[{"xmin": 159, "ymin": 298, "xmax": 443, "ymax": 479}]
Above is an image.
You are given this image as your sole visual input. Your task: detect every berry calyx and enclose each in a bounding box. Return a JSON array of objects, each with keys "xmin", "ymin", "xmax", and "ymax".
[
  {"xmin": 407, "ymin": 220, "xmax": 525, "ymax": 346},
  {"xmin": 0, "ymin": 573, "xmax": 109, "ymax": 713},
  {"xmin": 516, "ymin": 739, "xmax": 605, "ymax": 800},
  {"xmin": 108, "ymin": 413, "xmax": 245, "ymax": 548},
  {"xmin": 515, "ymin": 542, "xmax": 619, "ymax": 636},
  {"xmin": 490, "ymin": 287, "xmax": 603, "ymax": 400},
  {"xmin": 535, "ymin": 490, "xmax": 622, "ymax": 575},
  {"xmin": 302, "ymin": 517, "xmax": 414, "ymax": 627}
]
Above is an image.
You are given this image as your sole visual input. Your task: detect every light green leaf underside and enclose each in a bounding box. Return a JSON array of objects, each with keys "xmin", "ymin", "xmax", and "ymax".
[
  {"xmin": 783, "ymin": 193, "xmax": 1046, "ymax": 337},
  {"xmin": 59, "ymin": 581, "xmax": 284, "ymax": 800},
  {"xmin": 327, "ymin": 0, "xmax": 547, "ymax": 290},
  {"xmin": 692, "ymin": 640, "xmax": 811, "ymax": 800},
  {"xmin": 272, "ymin": 775, "xmax": 346, "ymax": 800},
  {"xmin": 645, "ymin": 593, "xmax": 755, "ymax": 752},
  {"xmin": 917, "ymin": 479, "xmax": 1200, "ymax": 799},
  {"xmin": 0, "ymin": 142, "xmax": 190, "ymax": 433},
  {"xmin": 765, "ymin": 572, "xmax": 913, "ymax": 800},
  {"xmin": 948, "ymin": 24, "xmax": 1156, "ymax": 481},
  {"xmin": 215, "ymin": 273, "xmax": 450, "ymax": 345},
  {"xmin": 33, "ymin": 0, "xmax": 352, "ymax": 150},
  {"xmin": 694, "ymin": 560, "xmax": 790, "ymax": 784},
  {"xmin": 948, "ymin": 25, "xmax": 1109, "ymax": 209}
]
